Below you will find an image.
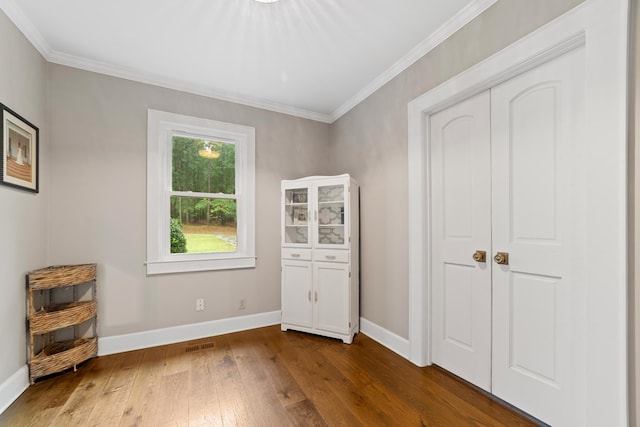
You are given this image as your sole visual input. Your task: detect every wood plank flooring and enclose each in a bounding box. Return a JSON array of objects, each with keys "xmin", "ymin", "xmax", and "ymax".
[{"xmin": 0, "ymin": 325, "xmax": 541, "ymax": 426}]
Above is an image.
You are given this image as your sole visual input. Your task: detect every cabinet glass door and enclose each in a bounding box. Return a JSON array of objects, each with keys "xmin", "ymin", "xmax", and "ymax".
[
  {"xmin": 284, "ymin": 187, "xmax": 309, "ymax": 245},
  {"xmin": 316, "ymin": 184, "xmax": 346, "ymax": 246}
]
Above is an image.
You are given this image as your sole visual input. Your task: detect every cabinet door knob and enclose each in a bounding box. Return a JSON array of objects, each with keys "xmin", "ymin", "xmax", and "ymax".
[
  {"xmin": 291, "ymin": 253, "xmax": 301, "ymax": 258},
  {"xmin": 326, "ymin": 255, "xmax": 336, "ymax": 260}
]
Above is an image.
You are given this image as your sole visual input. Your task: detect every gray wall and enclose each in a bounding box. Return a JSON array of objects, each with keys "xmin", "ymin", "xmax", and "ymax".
[
  {"xmin": 0, "ymin": 11, "xmax": 47, "ymax": 387},
  {"xmin": 46, "ymin": 64, "xmax": 330, "ymax": 338}
]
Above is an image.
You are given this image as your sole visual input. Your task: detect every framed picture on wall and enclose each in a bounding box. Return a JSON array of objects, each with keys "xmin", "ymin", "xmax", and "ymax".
[{"xmin": 0, "ymin": 104, "xmax": 39, "ymax": 193}]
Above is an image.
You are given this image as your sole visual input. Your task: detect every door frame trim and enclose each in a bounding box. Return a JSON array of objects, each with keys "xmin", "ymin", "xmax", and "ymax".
[{"xmin": 407, "ymin": 0, "xmax": 628, "ymax": 424}]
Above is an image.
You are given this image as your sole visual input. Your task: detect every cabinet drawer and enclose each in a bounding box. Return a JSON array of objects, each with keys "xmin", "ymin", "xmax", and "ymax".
[
  {"xmin": 282, "ymin": 248, "xmax": 312, "ymax": 260},
  {"xmin": 314, "ymin": 250, "xmax": 349, "ymax": 263}
]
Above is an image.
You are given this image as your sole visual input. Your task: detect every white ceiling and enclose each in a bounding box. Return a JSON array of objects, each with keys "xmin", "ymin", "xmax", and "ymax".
[{"xmin": 1, "ymin": 0, "xmax": 496, "ymax": 122}]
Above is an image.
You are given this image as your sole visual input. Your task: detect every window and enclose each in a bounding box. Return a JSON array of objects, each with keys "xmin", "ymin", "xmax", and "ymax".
[{"xmin": 147, "ymin": 110, "xmax": 255, "ymax": 274}]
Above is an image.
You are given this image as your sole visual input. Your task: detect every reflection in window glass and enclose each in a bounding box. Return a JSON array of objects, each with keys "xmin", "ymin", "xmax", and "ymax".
[{"xmin": 172, "ymin": 136, "xmax": 235, "ymax": 194}]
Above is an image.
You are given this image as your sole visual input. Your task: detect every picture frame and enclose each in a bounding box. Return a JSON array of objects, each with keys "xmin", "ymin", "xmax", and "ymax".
[
  {"xmin": 292, "ymin": 192, "xmax": 307, "ymax": 204},
  {"xmin": 293, "ymin": 206, "xmax": 307, "ymax": 225},
  {"xmin": 1, "ymin": 104, "xmax": 39, "ymax": 193}
]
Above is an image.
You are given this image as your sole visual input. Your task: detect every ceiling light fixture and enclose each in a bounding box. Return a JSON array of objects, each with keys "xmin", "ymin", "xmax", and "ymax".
[{"xmin": 255, "ymin": 0, "xmax": 280, "ymax": 3}]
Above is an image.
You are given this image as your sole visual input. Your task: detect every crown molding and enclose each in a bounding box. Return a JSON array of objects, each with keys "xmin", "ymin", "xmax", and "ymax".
[
  {"xmin": 0, "ymin": 0, "xmax": 332, "ymax": 123},
  {"xmin": 1, "ymin": 0, "xmax": 496, "ymax": 124},
  {"xmin": 45, "ymin": 49, "xmax": 333, "ymax": 123},
  {"xmin": 328, "ymin": 0, "xmax": 498, "ymax": 122},
  {"xmin": 0, "ymin": 0, "xmax": 51, "ymax": 58}
]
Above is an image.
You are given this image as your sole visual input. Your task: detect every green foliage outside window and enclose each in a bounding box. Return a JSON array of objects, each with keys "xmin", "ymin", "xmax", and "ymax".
[
  {"xmin": 210, "ymin": 199, "xmax": 237, "ymax": 225},
  {"xmin": 171, "ymin": 136, "xmax": 236, "ymax": 226},
  {"xmin": 170, "ymin": 218, "xmax": 187, "ymax": 253}
]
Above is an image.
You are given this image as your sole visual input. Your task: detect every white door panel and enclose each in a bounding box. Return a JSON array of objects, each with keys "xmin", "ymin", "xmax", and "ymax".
[
  {"xmin": 491, "ymin": 47, "xmax": 586, "ymax": 426},
  {"xmin": 442, "ymin": 263, "xmax": 475, "ymax": 349},
  {"xmin": 430, "ymin": 90, "xmax": 492, "ymax": 392},
  {"xmin": 281, "ymin": 260, "xmax": 313, "ymax": 328},
  {"xmin": 314, "ymin": 262, "xmax": 349, "ymax": 335}
]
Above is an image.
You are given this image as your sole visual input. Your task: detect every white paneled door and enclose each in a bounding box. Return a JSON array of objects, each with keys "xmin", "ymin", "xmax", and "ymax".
[
  {"xmin": 430, "ymin": 47, "xmax": 585, "ymax": 426},
  {"xmin": 430, "ymin": 91, "xmax": 492, "ymax": 392},
  {"xmin": 490, "ymin": 46, "xmax": 586, "ymax": 425}
]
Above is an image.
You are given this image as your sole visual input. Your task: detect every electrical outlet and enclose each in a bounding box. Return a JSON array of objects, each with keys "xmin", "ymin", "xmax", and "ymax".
[
  {"xmin": 239, "ymin": 298, "xmax": 246, "ymax": 310},
  {"xmin": 196, "ymin": 298, "xmax": 205, "ymax": 311}
]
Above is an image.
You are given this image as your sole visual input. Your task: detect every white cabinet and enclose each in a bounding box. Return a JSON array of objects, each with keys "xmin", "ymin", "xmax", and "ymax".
[{"xmin": 281, "ymin": 174, "xmax": 359, "ymax": 343}]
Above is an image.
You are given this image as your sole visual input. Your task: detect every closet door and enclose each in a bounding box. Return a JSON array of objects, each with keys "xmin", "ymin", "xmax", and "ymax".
[
  {"xmin": 430, "ymin": 90, "xmax": 492, "ymax": 391},
  {"xmin": 490, "ymin": 47, "xmax": 586, "ymax": 426}
]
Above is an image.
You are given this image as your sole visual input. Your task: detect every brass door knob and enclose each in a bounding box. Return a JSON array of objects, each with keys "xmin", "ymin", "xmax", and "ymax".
[
  {"xmin": 494, "ymin": 252, "xmax": 509, "ymax": 265},
  {"xmin": 472, "ymin": 250, "xmax": 487, "ymax": 263}
]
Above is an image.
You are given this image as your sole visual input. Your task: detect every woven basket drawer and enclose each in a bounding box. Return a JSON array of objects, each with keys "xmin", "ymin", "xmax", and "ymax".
[
  {"xmin": 30, "ymin": 301, "xmax": 97, "ymax": 335},
  {"xmin": 28, "ymin": 264, "xmax": 96, "ymax": 289},
  {"xmin": 30, "ymin": 337, "xmax": 98, "ymax": 380}
]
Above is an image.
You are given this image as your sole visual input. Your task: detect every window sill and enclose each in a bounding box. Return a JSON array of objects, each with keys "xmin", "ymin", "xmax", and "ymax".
[{"xmin": 146, "ymin": 256, "xmax": 256, "ymax": 275}]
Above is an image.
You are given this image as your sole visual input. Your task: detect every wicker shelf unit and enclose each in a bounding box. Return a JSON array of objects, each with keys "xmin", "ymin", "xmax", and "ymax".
[{"xmin": 27, "ymin": 264, "xmax": 97, "ymax": 383}]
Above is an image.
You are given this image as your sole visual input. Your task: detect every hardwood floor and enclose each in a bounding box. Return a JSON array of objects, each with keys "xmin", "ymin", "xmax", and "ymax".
[{"xmin": 0, "ymin": 326, "xmax": 540, "ymax": 426}]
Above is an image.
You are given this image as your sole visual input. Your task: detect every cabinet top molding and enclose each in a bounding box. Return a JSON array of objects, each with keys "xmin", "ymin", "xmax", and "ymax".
[{"xmin": 282, "ymin": 173, "xmax": 352, "ymax": 184}]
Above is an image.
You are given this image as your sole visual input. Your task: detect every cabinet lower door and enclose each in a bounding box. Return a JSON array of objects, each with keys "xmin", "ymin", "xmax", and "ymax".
[
  {"xmin": 313, "ymin": 262, "xmax": 349, "ymax": 335},
  {"xmin": 282, "ymin": 260, "xmax": 313, "ymax": 328}
]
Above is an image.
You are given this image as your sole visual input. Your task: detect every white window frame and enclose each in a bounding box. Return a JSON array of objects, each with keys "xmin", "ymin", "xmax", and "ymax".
[{"xmin": 147, "ymin": 109, "xmax": 255, "ymax": 275}]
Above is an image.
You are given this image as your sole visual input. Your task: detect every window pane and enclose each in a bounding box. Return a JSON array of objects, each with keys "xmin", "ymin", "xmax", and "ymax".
[
  {"xmin": 170, "ymin": 196, "xmax": 237, "ymax": 253},
  {"xmin": 172, "ymin": 136, "xmax": 235, "ymax": 194}
]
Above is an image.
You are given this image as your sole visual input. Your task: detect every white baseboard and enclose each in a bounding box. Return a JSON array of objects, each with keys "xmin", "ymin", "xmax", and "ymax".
[
  {"xmin": 98, "ymin": 311, "xmax": 281, "ymax": 356},
  {"xmin": 359, "ymin": 317, "xmax": 410, "ymax": 359},
  {"xmin": 0, "ymin": 365, "xmax": 29, "ymax": 415}
]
